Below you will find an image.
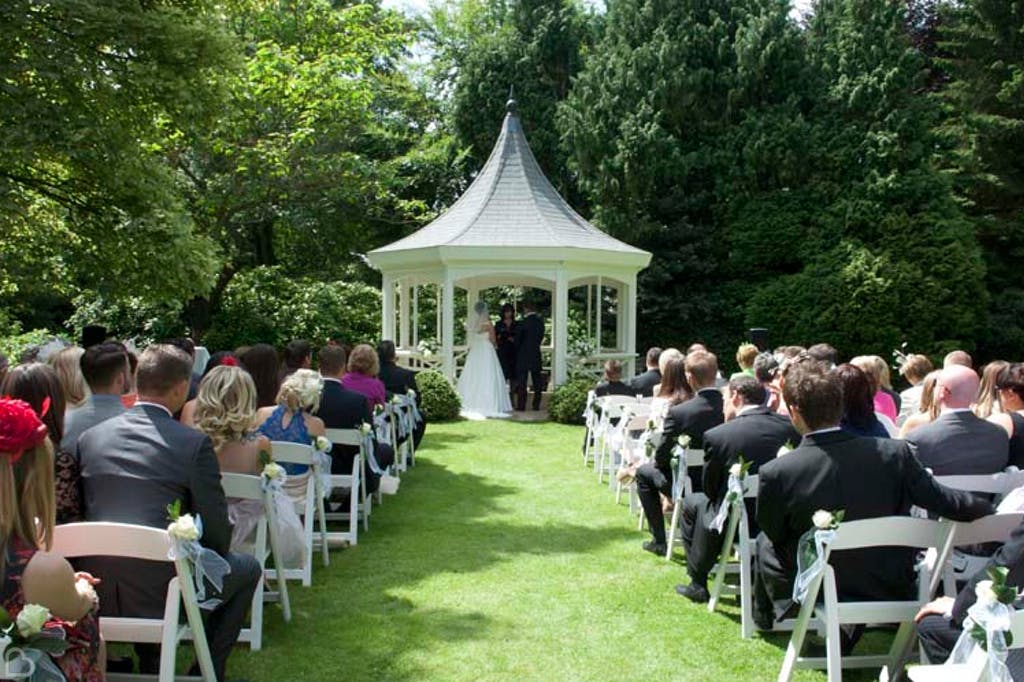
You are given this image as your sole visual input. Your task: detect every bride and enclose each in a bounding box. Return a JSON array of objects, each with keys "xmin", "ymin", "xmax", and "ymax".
[{"xmin": 457, "ymin": 301, "xmax": 513, "ymax": 419}]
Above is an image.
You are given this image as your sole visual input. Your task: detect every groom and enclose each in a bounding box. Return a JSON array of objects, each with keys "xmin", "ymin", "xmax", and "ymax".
[{"xmin": 514, "ymin": 301, "xmax": 545, "ymax": 411}]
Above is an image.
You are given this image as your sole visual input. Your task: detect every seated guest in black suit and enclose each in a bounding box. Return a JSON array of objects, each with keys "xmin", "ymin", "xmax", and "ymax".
[
  {"xmin": 753, "ymin": 362, "xmax": 993, "ymax": 638},
  {"xmin": 377, "ymin": 339, "xmax": 426, "ymax": 449},
  {"xmin": 316, "ymin": 343, "xmax": 394, "ymax": 494},
  {"xmin": 635, "ymin": 349, "xmax": 724, "ymax": 555},
  {"xmin": 76, "ymin": 344, "xmax": 261, "ymax": 681},
  {"xmin": 905, "ymin": 364, "xmax": 1009, "ymax": 475},
  {"xmin": 835, "ymin": 363, "xmax": 891, "ymax": 439},
  {"xmin": 915, "ymin": 517, "xmax": 1024, "ymax": 676},
  {"xmin": 595, "ymin": 359, "xmax": 634, "ymax": 397},
  {"xmin": 629, "ymin": 347, "xmax": 662, "ymax": 397},
  {"xmin": 677, "ymin": 376, "xmax": 800, "ymax": 602}
]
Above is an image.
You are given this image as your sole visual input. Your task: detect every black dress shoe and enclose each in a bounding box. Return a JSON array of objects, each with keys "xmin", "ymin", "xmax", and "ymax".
[
  {"xmin": 642, "ymin": 540, "xmax": 667, "ymax": 555},
  {"xmin": 675, "ymin": 582, "xmax": 710, "ymax": 603}
]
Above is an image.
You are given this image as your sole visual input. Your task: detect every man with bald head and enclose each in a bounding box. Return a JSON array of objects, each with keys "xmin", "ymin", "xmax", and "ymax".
[
  {"xmin": 904, "ymin": 364, "xmax": 1008, "ymax": 475},
  {"xmin": 943, "ymin": 350, "xmax": 974, "ymax": 369}
]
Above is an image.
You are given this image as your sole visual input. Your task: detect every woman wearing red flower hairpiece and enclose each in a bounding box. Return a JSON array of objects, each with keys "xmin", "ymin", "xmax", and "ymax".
[
  {"xmin": 178, "ymin": 351, "xmax": 239, "ymax": 426},
  {"xmin": 0, "ymin": 397, "xmax": 105, "ymax": 680}
]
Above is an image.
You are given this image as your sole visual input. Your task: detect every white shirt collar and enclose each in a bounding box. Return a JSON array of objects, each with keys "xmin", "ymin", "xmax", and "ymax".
[
  {"xmin": 135, "ymin": 401, "xmax": 172, "ymax": 417},
  {"xmin": 322, "ymin": 377, "xmax": 343, "ymax": 385},
  {"xmin": 736, "ymin": 404, "xmax": 761, "ymax": 416},
  {"xmin": 941, "ymin": 407, "xmax": 974, "ymax": 414},
  {"xmin": 804, "ymin": 426, "xmax": 842, "ymax": 438}
]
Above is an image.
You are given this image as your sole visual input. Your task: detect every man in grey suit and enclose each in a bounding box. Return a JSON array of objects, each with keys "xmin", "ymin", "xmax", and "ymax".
[
  {"xmin": 77, "ymin": 345, "xmax": 259, "ymax": 681},
  {"xmin": 905, "ymin": 364, "xmax": 1009, "ymax": 475},
  {"xmin": 61, "ymin": 342, "xmax": 130, "ymax": 452}
]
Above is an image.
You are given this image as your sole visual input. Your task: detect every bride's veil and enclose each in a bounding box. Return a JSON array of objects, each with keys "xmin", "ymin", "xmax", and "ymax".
[{"xmin": 466, "ymin": 300, "xmax": 489, "ymax": 337}]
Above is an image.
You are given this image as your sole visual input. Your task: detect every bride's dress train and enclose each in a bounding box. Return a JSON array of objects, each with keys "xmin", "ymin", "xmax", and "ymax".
[{"xmin": 457, "ymin": 331, "xmax": 513, "ymax": 419}]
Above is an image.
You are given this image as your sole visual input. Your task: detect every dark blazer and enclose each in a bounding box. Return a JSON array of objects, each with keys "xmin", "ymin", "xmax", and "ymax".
[
  {"xmin": 629, "ymin": 368, "xmax": 661, "ymax": 398},
  {"xmin": 316, "ymin": 378, "xmax": 372, "ymax": 476},
  {"xmin": 378, "ymin": 362, "xmax": 419, "ymax": 399},
  {"xmin": 757, "ymin": 429, "xmax": 994, "ymax": 603},
  {"xmin": 514, "ymin": 313, "xmax": 544, "ymax": 373},
  {"xmin": 595, "ymin": 380, "xmax": 634, "ymax": 398},
  {"xmin": 653, "ymin": 388, "xmax": 725, "ymax": 470},
  {"xmin": 905, "ymin": 410, "xmax": 1009, "ymax": 475},
  {"xmin": 76, "ymin": 403, "xmax": 230, "ymax": 616}
]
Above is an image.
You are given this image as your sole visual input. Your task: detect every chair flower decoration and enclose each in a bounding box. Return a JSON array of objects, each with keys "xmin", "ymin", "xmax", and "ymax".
[
  {"xmin": 710, "ymin": 456, "xmax": 752, "ymax": 532},
  {"xmin": 166, "ymin": 500, "xmax": 232, "ymax": 610},
  {"xmin": 0, "ymin": 602, "xmax": 69, "ymax": 681},
  {"xmin": 792, "ymin": 508, "xmax": 844, "ymax": 605},
  {"xmin": 949, "ymin": 565, "xmax": 1021, "ymax": 682},
  {"xmin": 311, "ymin": 437, "xmax": 333, "ymax": 499}
]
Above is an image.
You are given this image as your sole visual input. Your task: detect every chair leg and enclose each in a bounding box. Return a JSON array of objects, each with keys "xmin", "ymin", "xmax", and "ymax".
[
  {"xmin": 739, "ymin": 546, "xmax": 754, "ymax": 639},
  {"xmin": 317, "ymin": 495, "xmax": 330, "ymax": 567},
  {"xmin": 665, "ymin": 503, "xmax": 683, "ymax": 559}
]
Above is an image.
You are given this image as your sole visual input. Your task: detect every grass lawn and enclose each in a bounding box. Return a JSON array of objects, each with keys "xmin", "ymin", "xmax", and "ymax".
[{"xmin": 229, "ymin": 419, "xmax": 847, "ymax": 681}]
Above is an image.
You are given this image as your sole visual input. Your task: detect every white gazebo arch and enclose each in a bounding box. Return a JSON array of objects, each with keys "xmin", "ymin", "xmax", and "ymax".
[{"xmin": 366, "ymin": 98, "xmax": 651, "ymax": 387}]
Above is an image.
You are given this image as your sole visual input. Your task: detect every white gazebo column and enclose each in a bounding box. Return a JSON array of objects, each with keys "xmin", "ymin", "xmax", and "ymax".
[
  {"xmin": 398, "ymin": 281, "xmax": 410, "ymax": 349},
  {"xmin": 596, "ymin": 276, "xmax": 603, "ymax": 354},
  {"xmin": 382, "ymin": 274, "xmax": 396, "ymax": 342},
  {"xmin": 554, "ymin": 268, "xmax": 568, "ymax": 386},
  {"xmin": 625, "ymin": 276, "xmax": 638, "ymax": 378},
  {"xmin": 441, "ymin": 272, "xmax": 455, "ymax": 381},
  {"xmin": 615, "ymin": 283, "xmax": 626, "ymax": 352}
]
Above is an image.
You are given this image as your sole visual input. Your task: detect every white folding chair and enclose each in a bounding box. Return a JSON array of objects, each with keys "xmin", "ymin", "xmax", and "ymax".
[
  {"xmin": 323, "ymin": 427, "xmax": 369, "ymax": 542},
  {"xmin": 53, "ymin": 522, "xmax": 217, "ymax": 682},
  {"xmin": 934, "ymin": 470, "xmax": 1024, "ymax": 496},
  {"xmin": 269, "ymin": 441, "xmax": 328, "ymax": 586},
  {"xmin": 777, "ymin": 516, "xmax": 953, "ymax": 682},
  {"xmin": 615, "ymin": 412, "xmax": 652, "ymax": 506},
  {"xmin": 665, "ymin": 447, "xmax": 706, "ymax": 559},
  {"xmin": 940, "ymin": 512, "xmax": 1024, "ymax": 605},
  {"xmin": 906, "ymin": 608, "xmax": 1024, "ymax": 682},
  {"xmin": 221, "ymin": 472, "xmax": 292, "ymax": 651},
  {"xmin": 595, "ymin": 396, "xmax": 637, "ymax": 484},
  {"xmin": 605, "ymin": 403, "xmax": 652, "ymax": 491},
  {"xmin": 582, "ymin": 390, "xmax": 598, "ymax": 467},
  {"xmin": 392, "ymin": 394, "xmax": 419, "ymax": 472}
]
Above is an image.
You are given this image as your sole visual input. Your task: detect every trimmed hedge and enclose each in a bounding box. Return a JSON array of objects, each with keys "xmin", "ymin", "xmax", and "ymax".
[
  {"xmin": 417, "ymin": 370, "xmax": 461, "ymax": 422},
  {"xmin": 548, "ymin": 377, "xmax": 591, "ymax": 425}
]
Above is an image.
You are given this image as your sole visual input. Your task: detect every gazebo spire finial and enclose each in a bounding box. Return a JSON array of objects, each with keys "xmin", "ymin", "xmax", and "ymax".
[{"xmin": 506, "ymin": 85, "xmax": 518, "ymax": 115}]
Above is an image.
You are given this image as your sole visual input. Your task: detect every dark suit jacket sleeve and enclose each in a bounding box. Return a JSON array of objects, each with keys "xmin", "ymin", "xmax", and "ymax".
[
  {"xmin": 655, "ymin": 410, "xmax": 679, "ymax": 469},
  {"xmin": 756, "ymin": 463, "xmax": 787, "ymax": 546},
  {"xmin": 898, "ymin": 442, "xmax": 995, "ymax": 521},
  {"xmin": 952, "ymin": 519, "xmax": 1024, "ymax": 624},
  {"xmin": 189, "ymin": 435, "xmax": 232, "ymax": 556},
  {"xmin": 702, "ymin": 430, "xmax": 726, "ymax": 506}
]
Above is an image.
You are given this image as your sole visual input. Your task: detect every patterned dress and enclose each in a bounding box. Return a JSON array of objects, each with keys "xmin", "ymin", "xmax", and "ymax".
[{"xmin": 1, "ymin": 537, "xmax": 103, "ymax": 681}]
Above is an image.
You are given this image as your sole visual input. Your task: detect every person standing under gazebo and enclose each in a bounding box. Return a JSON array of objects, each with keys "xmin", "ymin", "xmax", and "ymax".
[
  {"xmin": 514, "ymin": 302, "xmax": 545, "ymax": 411},
  {"xmin": 495, "ymin": 303, "xmax": 518, "ymax": 386}
]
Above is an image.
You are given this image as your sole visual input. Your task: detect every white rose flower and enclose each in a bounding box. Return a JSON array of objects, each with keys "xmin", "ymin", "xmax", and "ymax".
[
  {"xmin": 168, "ymin": 514, "xmax": 201, "ymax": 541},
  {"xmin": 729, "ymin": 463, "xmax": 743, "ymax": 477},
  {"xmin": 423, "ymin": 349, "xmax": 433, "ymax": 358},
  {"xmin": 263, "ymin": 462, "xmax": 285, "ymax": 480},
  {"xmin": 975, "ymin": 580, "xmax": 998, "ymax": 606},
  {"xmin": 314, "ymin": 436, "xmax": 331, "ymax": 453},
  {"xmin": 407, "ymin": 389, "xmax": 416, "ymax": 398},
  {"xmin": 16, "ymin": 603, "xmax": 50, "ymax": 637},
  {"xmin": 677, "ymin": 435, "xmax": 691, "ymax": 448},
  {"xmin": 360, "ymin": 423, "xmax": 372, "ymax": 436},
  {"xmin": 812, "ymin": 510, "xmax": 834, "ymax": 530}
]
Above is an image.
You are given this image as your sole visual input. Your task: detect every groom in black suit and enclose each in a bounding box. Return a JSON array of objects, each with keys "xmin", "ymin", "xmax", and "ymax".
[{"xmin": 514, "ymin": 301, "xmax": 545, "ymax": 411}]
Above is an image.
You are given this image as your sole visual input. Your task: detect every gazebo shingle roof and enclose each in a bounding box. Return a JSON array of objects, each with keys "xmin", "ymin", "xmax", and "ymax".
[{"xmin": 370, "ymin": 100, "xmax": 648, "ymax": 256}]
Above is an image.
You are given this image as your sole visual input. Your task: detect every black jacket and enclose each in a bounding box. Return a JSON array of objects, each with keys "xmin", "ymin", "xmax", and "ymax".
[
  {"xmin": 515, "ymin": 313, "xmax": 544, "ymax": 372},
  {"xmin": 653, "ymin": 388, "xmax": 725, "ymax": 471},
  {"xmin": 315, "ymin": 379, "xmax": 373, "ymax": 476},
  {"xmin": 378, "ymin": 362, "xmax": 419, "ymax": 400},
  {"xmin": 629, "ymin": 369, "xmax": 661, "ymax": 398},
  {"xmin": 595, "ymin": 380, "xmax": 635, "ymax": 398}
]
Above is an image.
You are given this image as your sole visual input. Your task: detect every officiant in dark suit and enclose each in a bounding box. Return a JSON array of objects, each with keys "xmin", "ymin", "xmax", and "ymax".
[
  {"xmin": 495, "ymin": 303, "xmax": 518, "ymax": 382},
  {"xmin": 514, "ymin": 301, "xmax": 544, "ymax": 411}
]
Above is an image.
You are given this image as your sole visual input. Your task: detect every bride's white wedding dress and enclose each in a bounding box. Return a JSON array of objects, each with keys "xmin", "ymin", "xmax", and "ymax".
[{"xmin": 457, "ymin": 328, "xmax": 513, "ymax": 419}]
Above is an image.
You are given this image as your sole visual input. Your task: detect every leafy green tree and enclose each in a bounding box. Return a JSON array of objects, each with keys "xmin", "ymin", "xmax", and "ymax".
[{"xmin": 936, "ymin": 0, "xmax": 1024, "ymax": 358}]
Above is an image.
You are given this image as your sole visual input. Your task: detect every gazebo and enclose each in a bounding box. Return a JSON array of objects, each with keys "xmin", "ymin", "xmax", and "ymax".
[{"xmin": 366, "ymin": 99, "xmax": 651, "ymax": 386}]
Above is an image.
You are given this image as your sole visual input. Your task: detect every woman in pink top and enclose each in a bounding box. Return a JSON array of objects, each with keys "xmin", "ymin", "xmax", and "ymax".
[
  {"xmin": 851, "ymin": 355, "xmax": 897, "ymax": 421},
  {"xmin": 342, "ymin": 343, "xmax": 387, "ymax": 408}
]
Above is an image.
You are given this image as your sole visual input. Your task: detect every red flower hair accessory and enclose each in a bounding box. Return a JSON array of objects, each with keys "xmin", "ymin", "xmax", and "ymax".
[
  {"xmin": 0, "ymin": 397, "xmax": 49, "ymax": 464},
  {"xmin": 221, "ymin": 356, "xmax": 238, "ymax": 367}
]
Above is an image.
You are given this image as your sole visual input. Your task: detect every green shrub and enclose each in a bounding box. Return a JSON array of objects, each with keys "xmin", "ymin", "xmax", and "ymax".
[
  {"xmin": 416, "ymin": 370, "xmax": 461, "ymax": 422},
  {"xmin": 0, "ymin": 329, "xmax": 71, "ymax": 363},
  {"xmin": 203, "ymin": 266, "xmax": 380, "ymax": 350},
  {"xmin": 548, "ymin": 378, "xmax": 592, "ymax": 425},
  {"xmin": 66, "ymin": 293, "xmax": 187, "ymax": 347}
]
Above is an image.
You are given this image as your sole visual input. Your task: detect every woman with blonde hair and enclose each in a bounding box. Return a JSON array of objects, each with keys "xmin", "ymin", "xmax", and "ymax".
[
  {"xmin": 194, "ymin": 366, "xmax": 304, "ymax": 567},
  {"xmin": 850, "ymin": 355, "xmax": 897, "ymax": 422},
  {"xmin": 974, "ymin": 360, "xmax": 1009, "ymax": 419},
  {"xmin": 0, "ymin": 397, "xmax": 104, "ymax": 679},
  {"xmin": 47, "ymin": 346, "xmax": 89, "ymax": 409},
  {"xmin": 255, "ymin": 368, "xmax": 327, "ymax": 478},
  {"xmin": 898, "ymin": 370, "xmax": 942, "ymax": 437}
]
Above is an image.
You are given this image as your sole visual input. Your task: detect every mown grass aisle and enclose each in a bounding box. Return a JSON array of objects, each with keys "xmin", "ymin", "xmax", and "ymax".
[{"xmin": 231, "ymin": 420, "xmax": 826, "ymax": 681}]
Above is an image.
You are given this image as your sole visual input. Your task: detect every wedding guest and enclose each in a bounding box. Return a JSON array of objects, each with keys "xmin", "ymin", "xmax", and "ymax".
[
  {"xmin": 377, "ymin": 340, "xmax": 426, "ymax": 448},
  {"xmin": 974, "ymin": 359, "xmax": 1010, "ymax": 419},
  {"xmin": 873, "ymin": 355, "xmax": 902, "ymax": 415},
  {"xmin": 897, "ymin": 353, "xmax": 934, "ymax": 425},
  {"xmin": 898, "ymin": 370, "xmax": 942, "ymax": 437},
  {"xmin": 80, "ymin": 324, "xmax": 107, "ymax": 349},
  {"xmin": 256, "ymin": 369, "xmax": 327, "ymax": 481},
  {"xmin": 806, "ymin": 343, "xmax": 838, "ymax": 369},
  {"xmin": 835, "ymin": 363, "xmax": 890, "ymax": 439},
  {"xmin": 915, "ymin": 517, "xmax": 1024, "ymax": 675},
  {"xmin": 1, "ymin": 363, "xmax": 80, "ymax": 524},
  {"xmin": 635, "ymin": 351, "xmax": 724, "ymax": 555},
  {"xmin": 595, "ymin": 360, "xmax": 633, "ymax": 397},
  {"xmin": 850, "ymin": 355, "xmax": 897, "ymax": 422},
  {"xmin": 943, "ymin": 349, "xmax": 974, "ymax": 369},
  {"xmin": 753, "ymin": 363, "xmax": 993, "ymax": 639},
  {"xmin": 676, "ymin": 376, "xmax": 799, "ymax": 603},
  {"xmin": 650, "ymin": 354, "xmax": 693, "ymax": 417},
  {"xmin": 0, "ymin": 398, "xmax": 104, "ymax": 680},
  {"xmin": 730, "ymin": 343, "xmax": 759, "ymax": 380},
  {"xmin": 62, "ymin": 342, "xmax": 129, "ymax": 453},
  {"xmin": 342, "ymin": 344, "xmax": 387, "ymax": 409},
  {"xmin": 280, "ymin": 339, "xmax": 312, "ymax": 382},
  {"xmin": 904, "ymin": 364, "xmax": 1008, "ymax": 475},
  {"xmin": 47, "ymin": 346, "xmax": 88, "ymax": 410},
  {"xmin": 76, "ymin": 344, "xmax": 260, "ymax": 680},
  {"xmin": 179, "ymin": 351, "xmax": 239, "ymax": 426},
  {"xmin": 990, "ymin": 363, "xmax": 1024, "ymax": 468},
  {"xmin": 238, "ymin": 343, "xmax": 280, "ymax": 408},
  {"xmin": 193, "ymin": 365, "xmax": 304, "ymax": 568},
  {"xmin": 495, "ymin": 303, "xmax": 518, "ymax": 382},
  {"xmin": 166, "ymin": 337, "xmax": 202, "ymax": 402},
  {"xmin": 317, "ymin": 344, "xmax": 394, "ymax": 494},
  {"xmin": 650, "ymin": 347, "xmax": 683, "ymax": 397},
  {"xmin": 629, "ymin": 347, "xmax": 663, "ymax": 397},
  {"xmin": 753, "ymin": 351, "xmax": 784, "ymax": 413},
  {"xmin": 120, "ymin": 348, "xmax": 139, "ymax": 409}
]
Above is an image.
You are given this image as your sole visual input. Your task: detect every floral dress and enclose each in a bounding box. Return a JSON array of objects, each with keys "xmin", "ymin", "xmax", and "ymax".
[{"xmin": 1, "ymin": 537, "xmax": 103, "ymax": 681}]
